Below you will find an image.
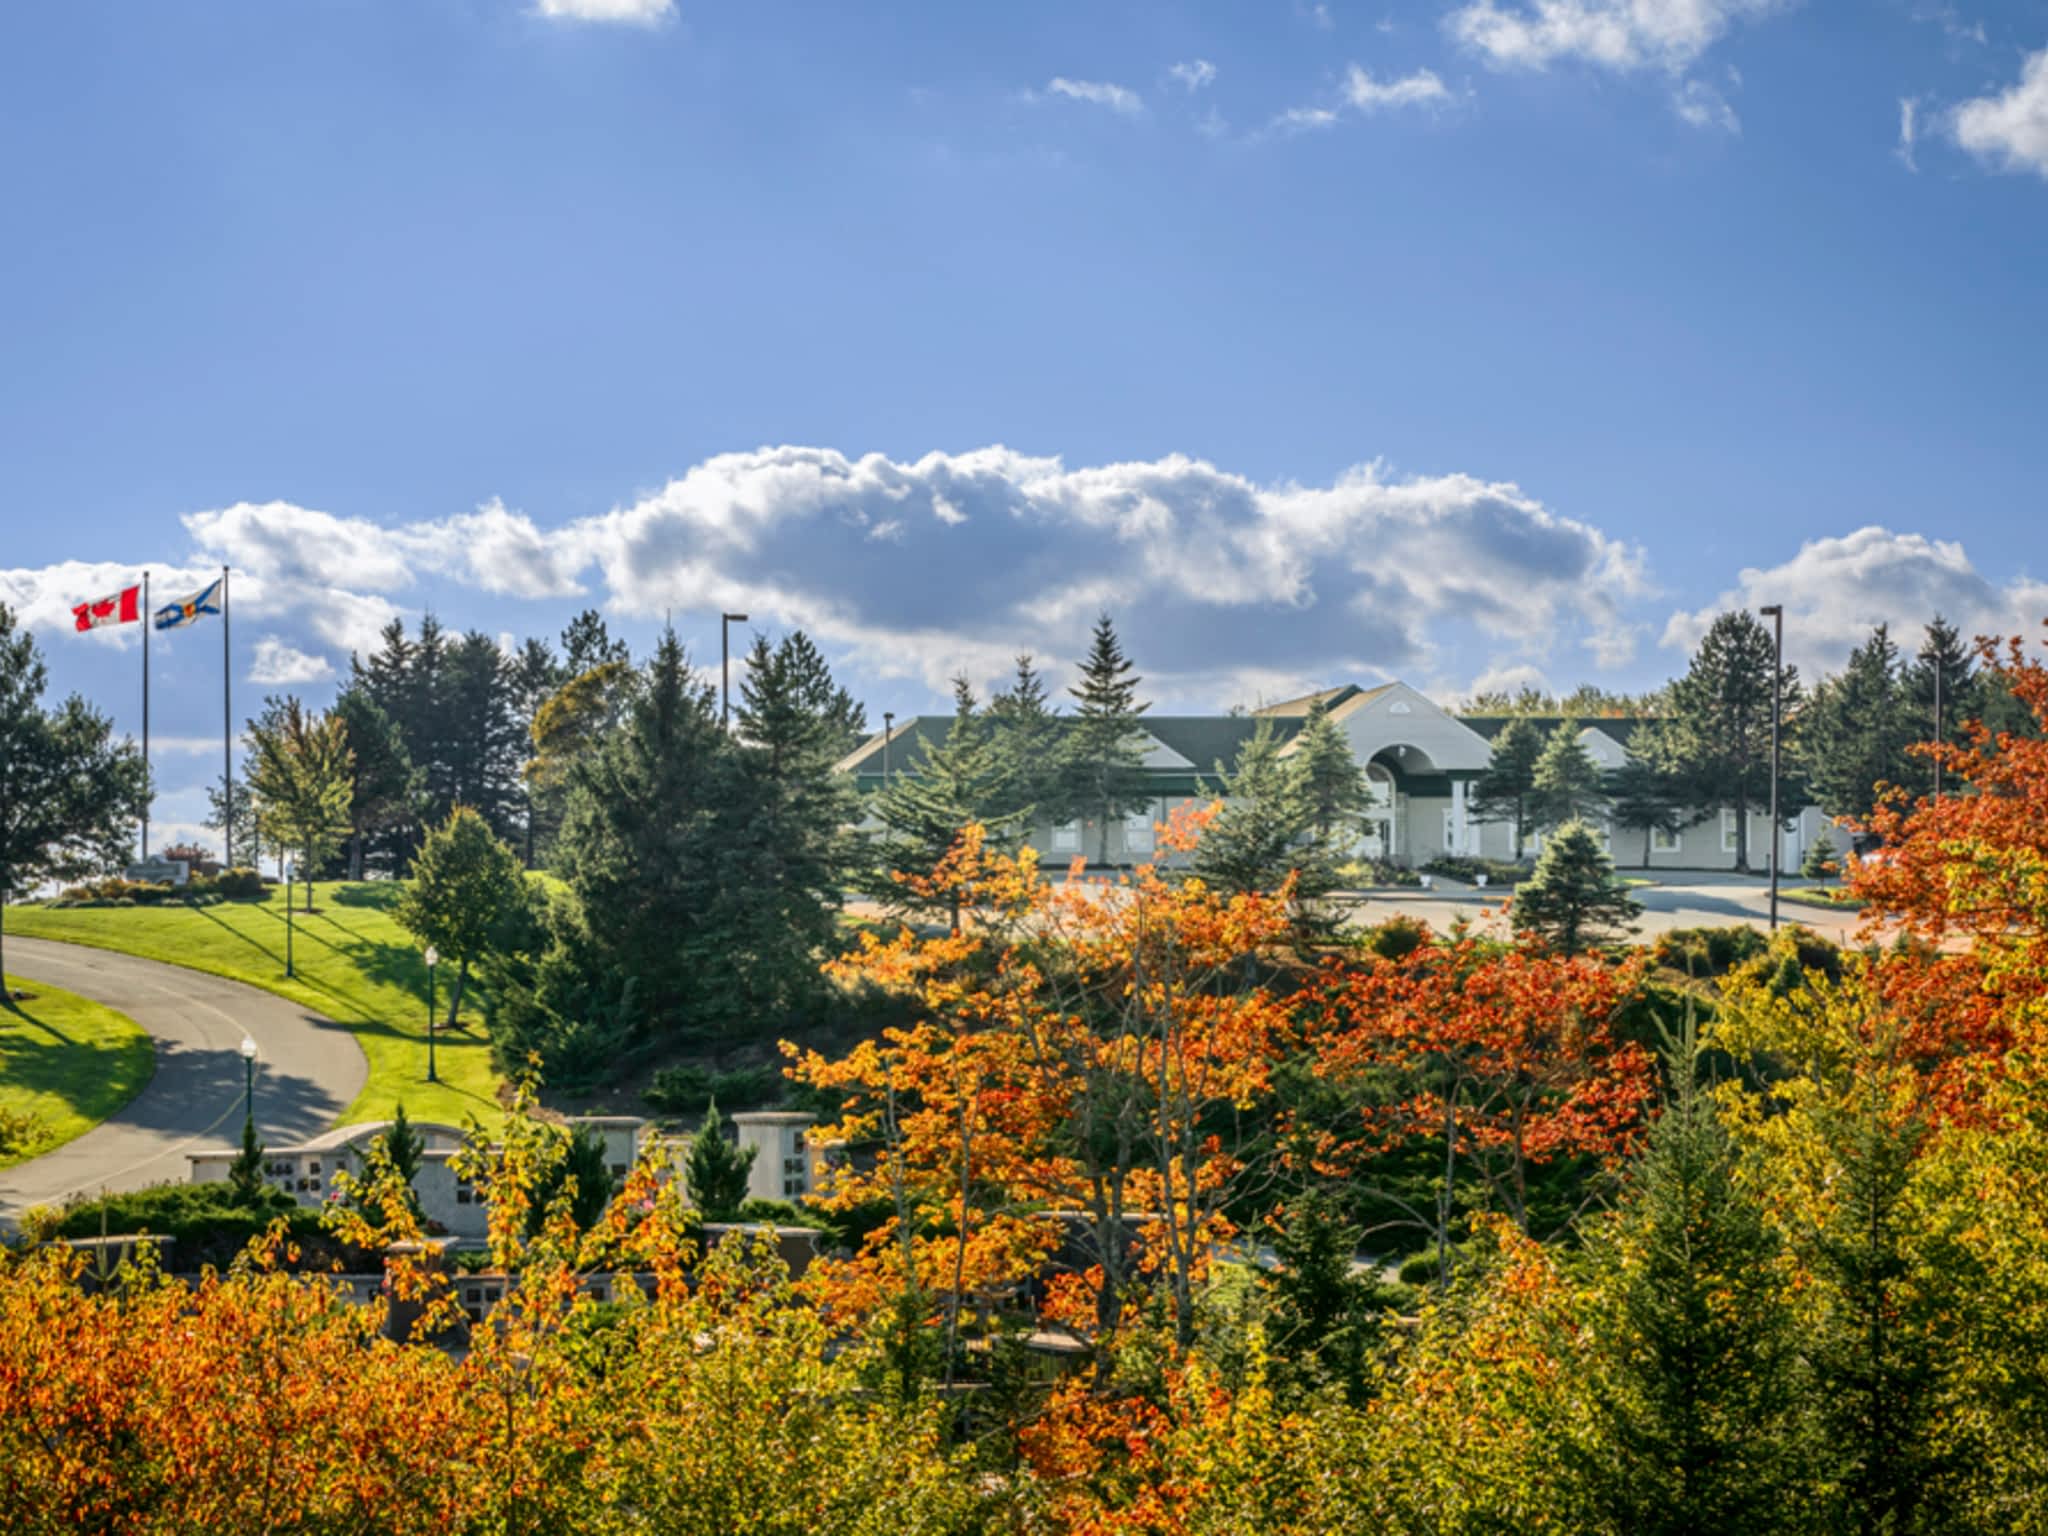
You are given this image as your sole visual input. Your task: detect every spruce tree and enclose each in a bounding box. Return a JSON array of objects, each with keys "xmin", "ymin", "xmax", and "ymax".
[
  {"xmin": 1530, "ymin": 720, "xmax": 1609, "ymax": 832},
  {"xmin": 731, "ymin": 631, "xmax": 863, "ymax": 1013},
  {"xmin": 1510, "ymin": 819, "xmax": 1641, "ymax": 955},
  {"xmin": 330, "ymin": 685, "xmax": 418, "ymax": 880},
  {"xmin": 1061, "ymin": 614, "xmax": 1152, "ymax": 866},
  {"xmin": 1670, "ymin": 611, "xmax": 1801, "ymax": 872},
  {"xmin": 1473, "ymin": 716, "xmax": 1544, "ymax": 860},
  {"xmin": 506, "ymin": 637, "xmax": 565, "ymax": 867},
  {"xmin": 869, "ymin": 677, "xmax": 1019, "ymax": 930},
  {"xmin": 1296, "ymin": 696, "xmax": 1369, "ymax": 843},
  {"xmin": 1195, "ymin": 720, "xmax": 1334, "ymax": 914},
  {"xmin": 1800, "ymin": 624, "xmax": 1911, "ymax": 821},
  {"xmin": 1262, "ymin": 1189, "xmax": 1376, "ymax": 1404},
  {"xmin": 1905, "ymin": 615, "xmax": 1979, "ymax": 795},
  {"xmin": 686, "ymin": 1099, "xmax": 757, "ymax": 1221},
  {"xmin": 229, "ymin": 1112, "xmax": 266, "ymax": 1202},
  {"xmin": 559, "ymin": 608, "xmax": 629, "ymax": 675},
  {"xmin": 987, "ymin": 653, "xmax": 1064, "ymax": 830},
  {"xmin": 1607, "ymin": 720, "xmax": 1700, "ymax": 866},
  {"xmin": 1801, "ymin": 827, "xmax": 1838, "ymax": 883},
  {"xmin": 1580, "ymin": 1014, "xmax": 1807, "ymax": 1533},
  {"xmin": 440, "ymin": 630, "xmax": 524, "ymax": 840}
]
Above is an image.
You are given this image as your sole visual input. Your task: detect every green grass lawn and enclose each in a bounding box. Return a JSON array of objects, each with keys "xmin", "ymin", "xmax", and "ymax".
[
  {"xmin": 6, "ymin": 883, "xmax": 504, "ymax": 1129},
  {"xmin": 1781, "ymin": 885, "xmax": 1865, "ymax": 912},
  {"xmin": 0, "ymin": 974, "xmax": 155, "ymax": 1169}
]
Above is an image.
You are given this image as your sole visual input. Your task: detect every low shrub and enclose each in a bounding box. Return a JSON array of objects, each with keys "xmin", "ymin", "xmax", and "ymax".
[
  {"xmin": 1337, "ymin": 860, "xmax": 1423, "ymax": 888},
  {"xmin": 1420, "ymin": 855, "xmax": 1531, "ymax": 888},
  {"xmin": 1650, "ymin": 925, "xmax": 1769, "ymax": 977},
  {"xmin": 1360, "ymin": 915, "xmax": 1432, "ymax": 963},
  {"xmin": 35, "ymin": 1182, "xmax": 350, "ymax": 1271},
  {"xmin": 0, "ymin": 1105, "xmax": 46, "ymax": 1160},
  {"xmin": 47, "ymin": 867, "xmax": 266, "ymax": 907}
]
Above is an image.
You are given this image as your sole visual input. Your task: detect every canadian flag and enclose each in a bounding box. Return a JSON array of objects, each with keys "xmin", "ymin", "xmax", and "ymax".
[{"xmin": 73, "ymin": 584, "xmax": 143, "ymax": 632}]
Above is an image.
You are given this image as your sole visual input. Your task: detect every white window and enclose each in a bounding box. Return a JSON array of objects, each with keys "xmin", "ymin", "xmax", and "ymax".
[
  {"xmin": 1721, "ymin": 809, "xmax": 1739, "ymax": 853},
  {"xmin": 1124, "ymin": 806, "xmax": 1156, "ymax": 854},
  {"xmin": 1051, "ymin": 821, "xmax": 1082, "ymax": 853},
  {"xmin": 1651, "ymin": 825, "xmax": 1681, "ymax": 854}
]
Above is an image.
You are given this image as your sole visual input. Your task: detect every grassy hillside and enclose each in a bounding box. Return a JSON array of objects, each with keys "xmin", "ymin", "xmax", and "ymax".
[
  {"xmin": 5, "ymin": 883, "xmax": 503, "ymax": 1128},
  {"xmin": 1, "ymin": 974, "xmax": 155, "ymax": 1168}
]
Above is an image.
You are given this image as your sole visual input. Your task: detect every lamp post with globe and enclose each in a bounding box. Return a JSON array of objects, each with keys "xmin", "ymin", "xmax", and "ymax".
[{"xmin": 424, "ymin": 944, "xmax": 439, "ymax": 1084}]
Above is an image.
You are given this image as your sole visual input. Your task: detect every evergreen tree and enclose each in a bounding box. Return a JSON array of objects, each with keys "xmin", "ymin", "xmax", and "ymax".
[
  {"xmin": 685, "ymin": 1099, "xmax": 757, "ymax": 1221},
  {"xmin": 1801, "ymin": 827, "xmax": 1838, "ymax": 883},
  {"xmin": 0, "ymin": 604, "xmax": 149, "ymax": 970},
  {"xmin": 1473, "ymin": 717, "xmax": 1544, "ymax": 860},
  {"xmin": 1670, "ymin": 611, "xmax": 1801, "ymax": 872},
  {"xmin": 869, "ymin": 677, "xmax": 1020, "ymax": 931},
  {"xmin": 1607, "ymin": 719, "xmax": 1701, "ymax": 865},
  {"xmin": 1510, "ymin": 819, "xmax": 1641, "ymax": 955},
  {"xmin": 548, "ymin": 630, "xmax": 740, "ymax": 1039},
  {"xmin": 1530, "ymin": 720, "xmax": 1609, "ymax": 832},
  {"xmin": 1581, "ymin": 1015, "xmax": 1807, "ymax": 1533},
  {"xmin": 506, "ymin": 637, "xmax": 565, "ymax": 868},
  {"xmin": 439, "ymin": 630, "xmax": 524, "ymax": 839},
  {"xmin": 396, "ymin": 806, "xmax": 529, "ymax": 1026},
  {"xmin": 1061, "ymin": 614, "xmax": 1152, "ymax": 866},
  {"xmin": 330, "ymin": 685, "xmax": 418, "ymax": 880},
  {"xmin": 730, "ymin": 631, "xmax": 864, "ymax": 1015},
  {"xmin": 245, "ymin": 697, "xmax": 354, "ymax": 911},
  {"xmin": 559, "ymin": 608, "xmax": 629, "ymax": 676},
  {"xmin": 987, "ymin": 653, "xmax": 1064, "ymax": 830},
  {"xmin": 1800, "ymin": 624, "xmax": 1912, "ymax": 821},
  {"xmin": 1262, "ymin": 1189, "xmax": 1376, "ymax": 1404},
  {"xmin": 405, "ymin": 614, "xmax": 450, "ymax": 822},
  {"xmin": 1195, "ymin": 720, "xmax": 1336, "ymax": 916},
  {"xmin": 228, "ymin": 1112, "xmax": 266, "ymax": 1202},
  {"xmin": 1905, "ymin": 615, "xmax": 1980, "ymax": 796},
  {"xmin": 527, "ymin": 1123, "xmax": 617, "ymax": 1236},
  {"xmin": 1296, "ymin": 696, "xmax": 1369, "ymax": 843},
  {"xmin": 382, "ymin": 1101, "xmax": 424, "ymax": 1190}
]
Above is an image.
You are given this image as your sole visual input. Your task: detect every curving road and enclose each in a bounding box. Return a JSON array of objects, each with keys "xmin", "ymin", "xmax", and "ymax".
[{"xmin": 0, "ymin": 937, "xmax": 366, "ymax": 1226}]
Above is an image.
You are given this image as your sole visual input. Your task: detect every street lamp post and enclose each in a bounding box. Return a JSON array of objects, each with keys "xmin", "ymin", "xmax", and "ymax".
[
  {"xmin": 1759, "ymin": 604, "xmax": 1784, "ymax": 931},
  {"xmin": 284, "ymin": 861, "xmax": 297, "ymax": 978},
  {"xmin": 721, "ymin": 612, "xmax": 750, "ymax": 729},
  {"xmin": 424, "ymin": 945, "xmax": 439, "ymax": 1084},
  {"xmin": 239, "ymin": 1035, "xmax": 258, "ymax": 1123},
  {"xmin": 882, "ymin": 711, "xmax": 894, "ymax": 789}
]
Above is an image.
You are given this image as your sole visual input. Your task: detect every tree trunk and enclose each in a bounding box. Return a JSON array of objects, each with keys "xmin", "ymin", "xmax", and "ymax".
[
  {"xmin": 1734, "ymin": 787, "xmax": 1750, "ymax": 872},
  {"xmin": 1643, "ymin": 825, "xmax": 1653, "ymax": 866},
  {"xmin": 348, "ymin": 833, "xmax": 363, "ymax": 882},
  {"xmin": 446, "ymin": 960, "xmax": 468, "ymax": 1029}
]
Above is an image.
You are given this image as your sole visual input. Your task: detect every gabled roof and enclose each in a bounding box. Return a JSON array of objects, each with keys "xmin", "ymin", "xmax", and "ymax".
[
  {"xmin": 835, "ymin": 713, "xmax": 1303, "ymax": 785},
  {"xmin": 1252, "ymin": 684, "xmax": 1363, "ymax": 718}
]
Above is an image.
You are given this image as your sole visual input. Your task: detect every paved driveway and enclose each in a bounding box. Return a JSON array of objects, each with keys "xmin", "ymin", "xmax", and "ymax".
[
  {"xmin": 1, "ymin": 937, "xmax": 365, "ymax": 1226},
  {"xmin": 1345, "ymin": 871, "xmax": 1866, "ymax": 942}
]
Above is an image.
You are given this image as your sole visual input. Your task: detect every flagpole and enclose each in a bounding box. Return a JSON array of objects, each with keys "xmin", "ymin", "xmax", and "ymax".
[
  {"xmin": 222, "ymin": 566, "xmax": 233, "ymax": 869},
  {"xmin": 142, "ymin": 569, "xmax": 151, "ymax": 860}
]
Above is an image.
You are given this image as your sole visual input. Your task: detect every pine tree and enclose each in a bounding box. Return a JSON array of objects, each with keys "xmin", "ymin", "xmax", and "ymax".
[
  {"xmin": 330, "ymin": 685, "xmax": 418, "ymax": 880},
  {"xmin": 1530, "ymin": 720, "xmax": 1609, "ymax": 832},
  {"xmin": 228, "ymin": 1112, "xmax": 266, "ymax": 1202},
  {"xmin": 1904, "ymin": 615, "xmax": 1981, "ymax": 797},
  {"xmin": 1262, "ymin": 1189, "xmax": 1376, "ymax": 1404},
  {"xmin": 559, "ymin": 608, "xmax": 629, "ymax": 676},
  {"xmin": 869, "ymin": 677, "xmax": 1019, "ymax": 930},
  {"xmin": 1296, "ymin": 696, "xmax": 1369, "ymax": 843},
  {"xmin": 1581, "ymin": 1013, "xmax": 1807, "ymax": 1532},
  {"xmin": 1800, "ymin": 624, "xmax": 1912, "ymax": 821},
  {"xmin": 1607, "ymin": 719, "xmax": 1701, "ymax": 866},
  {"xmin": 730, "ymin": 631, "xmax": 863, "ymax": 1014},
  {"xmin": 1473, "ymin": 717, "xmax": 1544, "ymax": 860},
  {"xmin": 1195, "ymin": 720, "xmax": 1335, "ymax": 915},
  {"xmin": 439, "ymin": 630, "xmax": 524, "ymax": 839},
  {"xmin": 987, "ymin": 653, "xmax": 1064, "ymax": 830},
  {"xmin": 506, "ymin": 637, "xmax": 565, "ymax": 868},
  {"xmin": 1801, "ymin": 827, "xmax": 1838, "ymax": 883},
  {"xmin": 685, "ymin": 1099, "xmax": 757, "ymax": 1221},
  {"xmin": 1670, "ymin": 611, "xmax": 1800, "ymax": 872},
  {"xmin": 1510, "ymin": 819, "xmax": 1641, "ymax": 955},
  {"xmin": 1061, "ymin": 614, "xmax": 1152, "ymax": 866}
]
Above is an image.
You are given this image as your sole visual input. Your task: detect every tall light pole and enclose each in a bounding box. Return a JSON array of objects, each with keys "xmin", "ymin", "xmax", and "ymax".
[
  {"xmin": 882, "ymin": 711, "xmax": 895, "ymax": 790},
  {"xmin": 721, "ymin": 612, "xmax": 750, "ymax": 728},
  {"xmin": 284, "ymin": 861, "xmax": 297, "ymax": 978},
  {"xmin": 424, "ymin": 945, "xmax": 439, "ymax": 1084},
  {"xmin": 1759, "ymin": 604, "xmax": 1784, "ymax": 931},
  {"xmin": 239, "ymin": 1035, "xmax": 258, "ymax": 1124}
]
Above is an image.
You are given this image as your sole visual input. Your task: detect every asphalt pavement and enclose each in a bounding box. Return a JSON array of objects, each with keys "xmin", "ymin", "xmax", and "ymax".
[
  {"xmin": 1344, "ymin": 871, "xmax": 1867, "ymax": 942},
  {"xmin": 0, "ymin": 937, "xmax": 366, "ymax": 1226}
]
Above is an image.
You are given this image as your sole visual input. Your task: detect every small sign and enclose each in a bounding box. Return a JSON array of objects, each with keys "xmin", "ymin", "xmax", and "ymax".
[{"xmin": 126, "ymin": 857, "xmax": 189, "ymax": 887}]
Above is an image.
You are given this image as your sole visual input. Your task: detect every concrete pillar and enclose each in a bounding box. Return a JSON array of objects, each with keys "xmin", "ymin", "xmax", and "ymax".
[{"xmin": 1450, "ymin": 777, "xmax": 1470, "ymax": 855}]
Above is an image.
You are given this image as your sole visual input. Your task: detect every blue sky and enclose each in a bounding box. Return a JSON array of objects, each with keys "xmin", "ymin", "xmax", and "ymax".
[{"xmin": 4, "ymin": 0, "xmax": 2048, "ymax": 845}]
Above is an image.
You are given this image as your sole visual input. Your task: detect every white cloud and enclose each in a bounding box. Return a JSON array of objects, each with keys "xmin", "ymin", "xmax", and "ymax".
[
  {"xmin": 1046, "ymin": 77, "xmax": 1144, "ymax": 116},
  {"xmin": 1271, "ymin": 105, "xmax": 1343, "ymax": 133},
  {"xmin": 1345, "ymin": 64, "xmax": 1451, "ymax": 111},
  {"xmin": 1659, "ymin": 526, "xmax": 2048, "ymax": 680},
  {"xmin": 248, "ymin": 636, "xmax": 335, "ymax": 687},
  {"xmin": 1168, "ymin": 59, "xmax": 1218, "ymax": 92},
  {"xmin": 1898, "ymin": 96, "xmax": 1920, "ymax": 170},
  {"xmin": 533, "ymin": 0, "xmax": 674, "ymax": 24},
  {"xmin": 1950, "ymin": 48, "xmax": 2048, "ymax": 179},
  {"xmin": 1672, "ymin": 78, "xmax": 1740, "ymax": 133},
  {"xmin": 1446, "ymin": 0, "xmax": 1781, "ymax": 75},
  {"xmin": 1308, "ymin": 3, "xmax": 1336, "ymax": 31},
  {"xmin": 1464, "ymin": 661, "xmax": 1551, "ymax": 699}
]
